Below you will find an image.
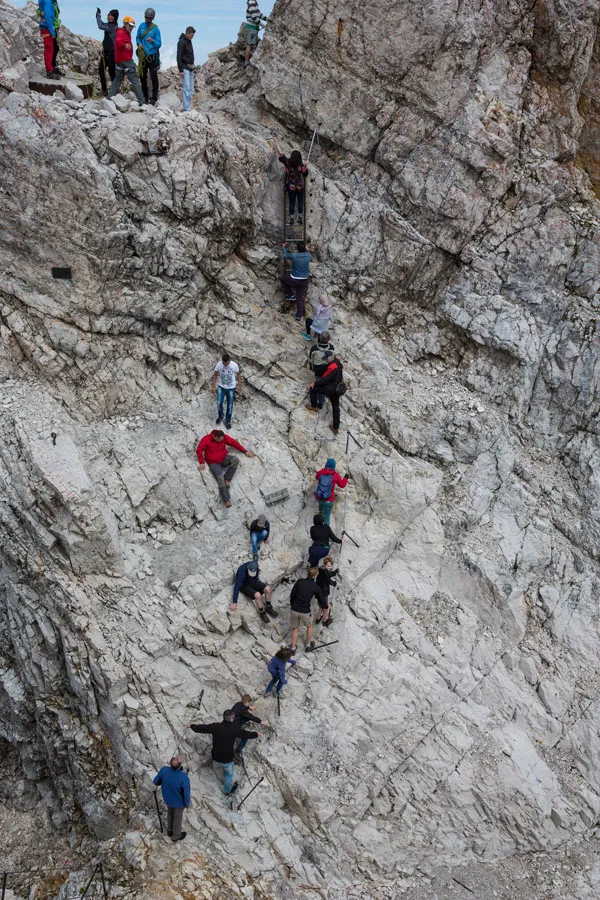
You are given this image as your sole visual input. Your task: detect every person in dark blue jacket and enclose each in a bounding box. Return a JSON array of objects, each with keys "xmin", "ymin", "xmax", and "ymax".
[
  {"xmin": 265, "ymin": 648, "xmax": 296, "ymax": 699},
  {"xmin": 153, "ymin": 755, "xmax": 191, "ymax": 842},
  {"xmin": 230, "ymin": 559, "xmax": 277, "ymax": 623}
]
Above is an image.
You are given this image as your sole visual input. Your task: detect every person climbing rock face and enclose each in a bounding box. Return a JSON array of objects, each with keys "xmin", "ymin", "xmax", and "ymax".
[
  {"xmin": 290, "ymin": 567, "xmax": 327, "ymax": 653},
  {"xmin": 313, "ymin": 458, "xmax": 350, "ymax": 525},
  {"xmin": 249, "ymin": 513, "xmax": 270, "ymax": 558},
  {"xmin": 245, "ymin": 0, "xmax": 268, "ymax": 68},
  {"xmin": 153, "ymin": 755, "xmax": 191, "ymax": 842},
  {"xmin": 315, "ymin": 557, "xmax": 339, "ymax": 627},
  {"xmin": 265, "ymin": 648, "xmax": 296, "ymax": 699},
  {"xmin": 187, "ymin": 711, "xmax": 260, "ymax": 796},
  {"xmin": 108, "ymin": 15, "xmax": 146, "ymax": 105},
  {"xmin": 303, "ymin": 294, "xmax": 333, "ymax": 341},
  {"xmin": 212, "ymin": 352, "xmax": 241, "ymax": 429},
  {"xmin": 231, "ymin": 694, "xmax": 262, "ymax": 761},
  {"xmin": 231, "ymin": 559, "xmax": 277, "ymax": 623},
  {"xmin": 274, "ymin": 137, "xmax": 309, "ymax": 226},
  {"xmin": 38, "ymin": 0, "xmax": 62, "ymax": 79},
  {"xmin": 281, "ymin": 241, "xmax": 313, "ymax": 321},
  {"xmin": 306, "ymin": 353, "xmax": 346, "ymax": 435},
  {"xmin": 96, "ymin": 8, "xmax": 119, "ymax": 95},
  {"xmin": 136, "ymin": 7, "xmax": 162, "ymax": 105},
  {"xmin": 195, "ymin": 429, "xmax": 254, "ymax": 508},
  {"xmin": 309, "ymin": 513, "xmax": 342, "ymax": 567}
]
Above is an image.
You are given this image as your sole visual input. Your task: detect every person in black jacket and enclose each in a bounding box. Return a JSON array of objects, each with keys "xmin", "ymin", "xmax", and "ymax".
[
  {"xmin": 231, "ymin": 694, "xmax": 262, "ymax": 761},
  {"xmin": 177, "ymin": 26, "xmax": 195, "ymax": 111},
  {"xmin": 96, "ymin": 8, "xmax": 119, "ymax": 95},
  {"xmin": 305, "ymin": 352, "xmax": 344, "ymax": 435},
  {"xmin": 290, "ymin": 567, "xmax": 327, "ymax": 653},
  {"xmin": 309, "ymin": 513, "xmax": 342, "ymax": 567},
  {"xmin": 315, "ymin": 557, "xmax": 338, "ymax": 627},
  {"xmin": 186, "ymin": 710, "xmax": 259, "ymax": 795}
]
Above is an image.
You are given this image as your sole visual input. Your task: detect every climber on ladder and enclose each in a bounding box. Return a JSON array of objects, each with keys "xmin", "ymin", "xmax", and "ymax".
[{"xmin": 274, "ymin": 137, "xmax": 309, "ymax": 232}]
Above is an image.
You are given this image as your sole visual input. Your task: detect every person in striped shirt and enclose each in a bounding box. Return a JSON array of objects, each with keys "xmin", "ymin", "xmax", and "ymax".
[{"xmin": 245, "ymin": 0, "xmax": 267, "ymax": 68}]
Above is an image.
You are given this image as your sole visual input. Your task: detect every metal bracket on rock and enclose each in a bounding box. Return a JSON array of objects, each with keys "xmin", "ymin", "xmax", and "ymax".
[{"xmin": 264, "ymin": 488, "xmax": 290, "ymax": 506}]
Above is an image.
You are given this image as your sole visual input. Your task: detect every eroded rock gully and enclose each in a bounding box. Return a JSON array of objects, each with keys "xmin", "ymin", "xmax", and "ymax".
[{"xmin": 2, "ymin": 0, "xmax": 600, "ymax": 897}]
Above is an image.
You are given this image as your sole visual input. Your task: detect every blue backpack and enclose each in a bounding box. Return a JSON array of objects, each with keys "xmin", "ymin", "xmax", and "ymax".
[{"xmin": 316, "ymin": 472, "xmax": 334, "ymax": 500}]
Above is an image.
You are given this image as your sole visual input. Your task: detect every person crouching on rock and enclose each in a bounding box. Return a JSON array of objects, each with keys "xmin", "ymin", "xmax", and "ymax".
[
  {"xmin": 249, "ymin": 513, "xmax": 270, "ymax": 559},
  {"xmin": 153, "ymin": 755, "xmax": 191, "ymax": 842},
  {"xmin": 195, "ymin": 428, "xmax": 254, "ymax": 508},
  {"xmin": 187, "ymin": 710, "xmax": 259, "ymax": 797},
  {"xmin": 108, "ymin": 15, "xmax": 146, "ymax": 106},
  {"xmin": 265, "ymin": 648, "xmax": 296, "ymax": 699},
  {"xmin": 231, "ymin": 559, "xmax": 277, "ymax": 623}
]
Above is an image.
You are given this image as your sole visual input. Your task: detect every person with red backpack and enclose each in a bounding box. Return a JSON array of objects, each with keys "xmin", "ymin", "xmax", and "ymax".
[
  {"xmin": 305, "ymin": 351, "xmax": 346, "ymax": 435},
  {"xmin": 313, "ymin": 458, "xmax": 350, "ymax": 526},
  {"xmin": 274, "ymin": 138, "xmax": 308, "ymax": 225}
]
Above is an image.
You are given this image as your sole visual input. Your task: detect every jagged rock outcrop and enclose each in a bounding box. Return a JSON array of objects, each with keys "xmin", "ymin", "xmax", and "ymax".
[{"xmin": 3, "ymin": 0, "xmax": 600, "ymax": 897}]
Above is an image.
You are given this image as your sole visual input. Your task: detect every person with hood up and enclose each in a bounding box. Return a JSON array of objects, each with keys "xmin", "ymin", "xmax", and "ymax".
[
  {"xmin": 96, "ymin": 8, "xmax": 119, "ymax": 95},
  {"xmin": 136, "ymin": 7, "xmax": 162, "ymax": 105},
  {"xmin": 305, "ymin": 352, "xmax": 345, "ymax": 435},
  {"xmin": 38, "ymin": 0, "xmax": 62, "ymax": 79},
  {"xmin": 177, "ymin": 26, "xmax": 196, "ymax": 111},
  {"xmin": 196, "ymin": 429, "xmax": 255, "ymax": 508},
  {"xmin": 313, "ymin": 458, "xmax": 349, "ymax": 525},
  {"xmin": 231, "ymin": 559, "xmax": 277, "ymax": 623},
  {"xmin": 308, "ymin": 513, "xmax": 342, "ymax": 567},
  {"xmin": 153, "ymin": 755, "xmax": 190, "ymax": 842},
  {"xmin": 108, "ymin": 15, "xmax": 146, "ymax": 105}
]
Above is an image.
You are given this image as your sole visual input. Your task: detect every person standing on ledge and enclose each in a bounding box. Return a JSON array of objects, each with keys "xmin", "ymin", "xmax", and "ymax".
[
  {"xmin": 187, "ymin": 711, "xmax": 260, "ymax": 796},
  {"xmin": 136, "ymin": 7, "xmax": 162, "ymax": 105},
  {"xmin": 38, "ymin": 0, "xmax": 62, "ymax": 80},
  {"xmin": 96, "ymin": 8, "xmax": 119, "ymax": 95},
  {"xmin": 153, "ymin": 755, "xmax": 190, "ymax": 842},
  {"xmin": 108, "ymin": 16, "xmax": 146, "ymax": 105},
  {"xmin": 212, "ymin": 352, "xmax": 241, "ymax": 429},
  {"xmin": 177, "ymin": 26, "xmax": 196, "ymax": 111},
  {"xmin": 281, "ymin": 241, "xmax": 312, "ymax": 322},
  {"xmin": 245, "ymin": 0, "xmax": 268, "ymax": 68},
  {"xmin": 196, "ymin": 429, "xmax": 254, "ymax": 508}
]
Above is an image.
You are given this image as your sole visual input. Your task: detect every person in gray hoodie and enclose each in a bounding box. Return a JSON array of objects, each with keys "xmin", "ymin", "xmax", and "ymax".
[
  {"xmin": 281, "ymin": 241, "xmax": 313, "ymax": 321},
  {"xmin": 96, "ymin": 8, "xmax": 119, "ymax": 94}
]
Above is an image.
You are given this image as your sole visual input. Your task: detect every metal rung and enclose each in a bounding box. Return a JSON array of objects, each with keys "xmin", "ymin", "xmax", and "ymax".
[{"xmin": 263, "ymin": 488, "xmax": 290, "ymax": 506}]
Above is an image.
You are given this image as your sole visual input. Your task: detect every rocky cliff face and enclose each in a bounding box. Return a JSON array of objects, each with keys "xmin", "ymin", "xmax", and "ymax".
[{"xmin": 3, "ymin": 0, "xmax": 600, "ymax": 897}]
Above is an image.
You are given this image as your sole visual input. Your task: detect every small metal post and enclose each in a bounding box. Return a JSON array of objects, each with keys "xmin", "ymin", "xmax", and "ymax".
[
  {"xmin": 99, "ymin": 863, "xmax": 109, "ymax": 900},
  {"xmin": 153, "ymin": 790, "xmax": 164, "ymax": 833},
  {"xmin": 51, "ymin": 432, "xmax": 57, "ymax": 445},
  {"xmin": 341, "ymin": 529, "xmax": 360, "ymax": 548},
  {"xmin": 277, "ymin": 693, "xmax": 281, "ymax": 717},
  {"xmin": 81, "ymin": 865, "xmax": 99, "ymax": 899}
]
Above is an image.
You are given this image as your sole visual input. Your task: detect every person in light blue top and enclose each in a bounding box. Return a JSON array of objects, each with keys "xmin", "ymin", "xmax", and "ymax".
[
  {"xmin": 136, "ymin": 7, "xmax": 161, "ymax": 105},
  {"xmin": 153, "ymin": 755, "xmax": 191, "ymax": 842},
  {"xmin": 281, "ymin": 241, "xmax": 313, "ymax": 322}
]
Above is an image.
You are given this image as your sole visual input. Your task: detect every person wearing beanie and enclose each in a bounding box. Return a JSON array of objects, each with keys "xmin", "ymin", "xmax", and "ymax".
[
  {"xmin": 308, "ymin": 513, "xmax": 342, "ymax": 567},
  {"xmin": 230, "ymin": 559, "xmax": 277, "ymax": 623},
  {"xmin": 177, "ymin": 26, "xmax": 196, "ymax": 111},
  {"xmin": 249, "ymin": 513, "xmax": 270, "ymax": 558},
  {"xmin": 108, "ymin": 15, "xmax": 146, "ymax": 105},
  {"xmin": 153, "ymin": 755, "xmax": 191, "ymax": 842},
  {"xmin": 314, "ymin": 458, "xmax": 350, "ymax": 525},
  {"xmin": 136, "ymin": 7, "xmax": 162, "ymax": 105},
  {"xmin": 96, "ymin": 8, "xmax": 119, "ymax": 95}
]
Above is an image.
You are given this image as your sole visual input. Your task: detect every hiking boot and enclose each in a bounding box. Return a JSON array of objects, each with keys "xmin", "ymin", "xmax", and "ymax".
[
  {"xmin": 172, "ymin": 831, "xmax": 187, "ymax": 842},
  {"xmin": 301, "ymin": 332, "xmax": 312, "ymax": 341},
  {"xmin": 225, "ymin": 420, "xmax": 232, "ymax": 429},
  {"xmin": 225, "ymin": 500, "xmax": 232, "ymax": 508},
  {"xmin": 277, "ymin": 690, "xmax": 285, "ymax": 700},
  {"xmin": 290, "ymin": 646, "xmax": 297, "ymax": 654},
  {"xmin": 265, "ymin": 602, "xmax": 279, "ymax": 619},
  {"xmin": 305, "ymin": 641, "xmax": 316, "ymax": 653},
  {"xmin": 289, "ymin": 217, "xmax": 294, "ymax": 225},
  {"xmin": 305, "ymin": 404, "xmax": 319, "ymax": 413},
  {"xmin": 285, "ymin": 295, "xmax": 295, "ymax": 302},
  {"xmin": 324, "ymin": 617, "xmax": 333, "ymax": 627},
  {"xmin": 226, "ymin": 782, "xmax": 239, "ymax": 796},
  {"xmin": 53, "ymin": 67, "xmax": 64, "ymax": 76},
  {"xmin": 167, "ymin": 831, "xmax": 173, "ymax": 837},
  {"xmin": 298, "ymin": 215, "xmax": 303, "ymax": 225},
  {"xmin": 215, "ymin": 416, "xmax": 223, "ymax": 425},
  {"xmin": 328, "ymin": 424, "xmax": 339, "ymax": 435},
  {"xmin": 259, "ymin": 608, "xmax": 270, "ymax": 624},
  {"xmin": 46, "ymin": 71, "xmax": 60, "ymax": 80}
]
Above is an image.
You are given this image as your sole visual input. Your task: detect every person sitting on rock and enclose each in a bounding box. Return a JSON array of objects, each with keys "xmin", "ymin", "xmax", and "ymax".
[
  {"xmin": 196, "ymin": 429, "xmax": 254, "ymax": 508},
  {"xmin": 187, "ymin": 710, "xmax": 259, "ymax": 796},
  {"xmin": 315, "ymin": 557, "xmax": 339, "ymax": 628},
  {"xmin": 212, "ymin": 352, "xmax": 241, "ymax": 429},
  {"xmin": 303, "ymin": 294, "xmax": 333, "ymax": 342},
  {"xmin": 305, "ymin": 352, "xmax": 345, "ymax": 436},
  {"xmin": 96, "ymin": 8, "xmax": 119, "ymax": 95},
  {"xmin": 249, "ymin": 514, "xmax": 270, "ymax": 559},
  {"xmin": 245, "ymin": 0, "xmax": 268, "ymax": 68},
  {"xmin": 231, "ymin": 694, "xmax": 262, "ymax": 761},
  {"xmin": 136, "ymin": 7, "xmax": 162, "ymax": 105},
  {"xmin": 312, "ymin": 457, "xmax": 349, "ymax": 525},
  {"xmin": 274, "ymin": 137, "xmax": 309, "ymax": 226},
  {"xmin": 290, "ymin": 567, "xmax": 326, "ymax": 653},
  {"xmin": 231, "ymin": 559, "xmax": 278, "ymax": 623},
  {"xmin": 108, "ymin": 15, "xmax": 146, "ymax": 105},
  {"xmin": 281, "ymin": 241, "xmax": 312, "ymax": 321},
  {"xmin": 265, "ymin": 648, "xmax": 296, "ymax": 699},
  {"xmin": 153, "ymin": 755, "xmax": 190, "ymax": 842},
  {"xmin": 38, "ymin": 0, "xmax": 63, "ymax": 80},
  {"xmin": 309, "ymin": 513, "xmax": 342, "ymax": 567}
]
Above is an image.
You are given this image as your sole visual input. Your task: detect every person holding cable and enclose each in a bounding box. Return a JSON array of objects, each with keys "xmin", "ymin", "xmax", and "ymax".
[
  {"xmin": 187, "ymin": 711, "xmax": 260, "ymax": 796},
  {"xmin": 289, "ymin": 567, "xmax": 327, "ymax": 653},
  {"xmin": 153, "ymin": 755, "xmax": 191, "ymax": 842}
]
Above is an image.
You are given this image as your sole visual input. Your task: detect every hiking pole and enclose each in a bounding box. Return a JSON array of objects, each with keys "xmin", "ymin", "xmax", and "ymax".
[
  {"xmin": 1, "ymin": 872, "xmax": 7, "ymax": 900},
  {"xmin": 310, "ymin": 640, "xmax": 339, "ymax": 652},
  {"xmin": 237, "ymin": 776, "xmax": 265, "ymax": 811},
  {"xmin": 153, "ymin": 790, "xmax": 164, "ymax": 833},
  {"xmin": 306, "ymin": 125, "xmax": 320, "ymax": 166},
  {"xmin": 277, "ymin": 694, "xmax": 281, "ymax": 717}
]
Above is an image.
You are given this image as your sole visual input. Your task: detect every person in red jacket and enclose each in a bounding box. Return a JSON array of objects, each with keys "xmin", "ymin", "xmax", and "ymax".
[
  {"xmin": 196, "ymin": 429, "xmax": 255, "ymax": 508},
  {"xmin": 107, "ymin": 15, "xmax": 146, "ymax": 105},
  {"xmin": 314, "ymin": 457, "xmax": 349, "ymax": 525}
]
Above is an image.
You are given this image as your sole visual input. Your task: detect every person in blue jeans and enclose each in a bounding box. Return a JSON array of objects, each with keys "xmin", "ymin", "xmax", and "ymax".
[
  {"xmin": 212, "ymin": 352, "xmax": 241, "ymax": 428},
  {"xmin": 177, "ymin": 27, "xmax": 196, "ymax": 111},
  {"xmin": 265, "ymin": 648, "xmax": 296, "ymax": 699},
  {"xmin": 249, "ymin": 514, "xmax": 270, "ymax": 558},
  {"xmin": 187, "ymin": 711, "xmax": 259, "ymax": 796}
]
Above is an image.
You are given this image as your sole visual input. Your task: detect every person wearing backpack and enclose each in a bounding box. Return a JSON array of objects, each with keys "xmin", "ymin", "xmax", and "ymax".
[
  {"xmin": 274, "ymin": 138, "xmax": 309, "ymax": 226},
  {"xmin": 281, "ymin": 241, "xmax": 312, "ymax": 321},
  {"xmin": 313, "ymin": 457, "xmax": 349, "ymax": 525},
  {"xmin": 136, "ymin": 7, "xmax": 161, "ymax": 105},
  {"xmin": 306, "ymin": 352, "xmax": 345, "ymax": 435},
  {"xmin": 309, "ymin": 513, "xmax": 341, "ymax": 566}
]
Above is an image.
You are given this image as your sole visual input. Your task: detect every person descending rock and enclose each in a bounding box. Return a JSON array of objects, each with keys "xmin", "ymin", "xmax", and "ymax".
[
  {"xmin": 231, "ymin": 559, "xmax": 277, "ymax": 622},
  {"xmin": 290, "ymin": 567, "xmax": 327, "ymax": 653},
  {"xmin": 136, "ymin": 7, "xmax": 161, "ymax": 105},
  {"xmin": 306, "ymin": 352, "xmax": 345, "ymax": 435},
  {"xmin": 249, "ymin": 513, "xmax": 270, "ymax": 559},
  {"xmin": 231, "ymin": 694, "xmax": 262, "ymax": 762},
  {"xmin": 38, "ymin": 0, "xmax": 62, "ymax": 79},
  {"xmin": 303, "ymin": 294, "xmax": 333, "ymax": 342},
  {"xmin": 309, "ymin": 513, "xmax": 342, "ymax": 567},
  {"xmin": 108, "ymin": 15, "xmax": 146, "ymax": 105},
  {"xmin": 309, "ymin": 331, "xmax": 335, "ymax": 408},
  {"xmin": 313, "ymin": 457, "xmax": 349, "ymax": 525},
  {"xmin": 96, "ymin": 8, "xmax": 119, "ymax": 95},
  {"xmin": 153, "ymin": 755, "xmax": 191, "ymax": 842},
  {"xmin": 315, "ymin": 557, "xmax": 339, "ymax": 628},
  {"xmin": 265, "ymin": 648, "xmax": 296, "ymax": 699},
  {"xmin": 212, "ymin": 352, "xmax": 241, "ymax": 429},
  {"xmin": 177, "ymin": 26, "xmax": 196, "ymax": 111},
  {"xmin": 275, "ymin": 138, "xmax": 309, "ymax": 227},
  {"xmin": 196, "ymin": 429, "xmax": 254, "ymax": 508},
  {"xmin": 281, "ymin": 241, "xmax": 312, "ymax": 322},
  {"xmin": 187, "ymin": 711, "xmax": 259, "ymax": 796},
  {"xmin": 245, "ymin": 0, "xmax": 268, "ymax": 68}
]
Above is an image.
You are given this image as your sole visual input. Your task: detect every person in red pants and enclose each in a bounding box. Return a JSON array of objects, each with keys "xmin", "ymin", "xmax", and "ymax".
[{"xmin": 38, "ymin": 0, "xmax": 62, "ymax": 79}]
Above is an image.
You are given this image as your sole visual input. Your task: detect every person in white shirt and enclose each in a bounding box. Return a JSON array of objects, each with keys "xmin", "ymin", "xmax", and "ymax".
[{"xmin": 211, "ymin": 353, "xmax": 241, "ymax": 428}]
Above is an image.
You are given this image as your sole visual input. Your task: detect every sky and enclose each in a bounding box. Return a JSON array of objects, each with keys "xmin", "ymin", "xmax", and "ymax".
[{"xmin": 14, "ymin": 0, "xmax": 275, "ymax": 67}]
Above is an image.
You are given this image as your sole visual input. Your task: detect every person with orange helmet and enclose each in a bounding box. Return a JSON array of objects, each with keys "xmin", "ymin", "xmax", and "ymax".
[{"xmin": 108, "ymin": 14, "xmax": 145, "ymax": 105}]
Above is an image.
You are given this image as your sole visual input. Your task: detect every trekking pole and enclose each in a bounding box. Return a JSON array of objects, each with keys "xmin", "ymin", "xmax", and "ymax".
[
  {"xmin": 237, "ymin": 776, "xmax": 265, "ymax": 811},
  {"xmin": 310, "ymin": 640, "xmax": 339, "ymax": 652},
  {"xmin": 306, "ymin": 125, "xmax": 320, "ymax": 166},
  {"xmin": 277, "ymin": 694, "xmax": 281, "ymax": 718},
  {"xmin": 153, "ymin": 790, "xmax": 164, "ymax": 833},
  {"xmin": 81, "ymin": 865, "xmax": 99, "ymax": 899}
]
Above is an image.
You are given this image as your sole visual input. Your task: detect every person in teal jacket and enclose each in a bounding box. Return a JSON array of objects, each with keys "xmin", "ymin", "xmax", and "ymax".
[
  {"xmin": 38, "ymin": 0, "xmax": 62, "ymax": 78},
  {"xmin": 136, "ymin": 7, "xmax": 161, "ymax": 104}
]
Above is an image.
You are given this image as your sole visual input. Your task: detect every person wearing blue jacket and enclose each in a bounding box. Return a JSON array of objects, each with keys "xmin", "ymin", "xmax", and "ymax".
[
  {"xmin": 265, "ymin": 648, "xmax": 296, "ymax": 699},
  {"xmin": 136, "ymin": 7, "xmax": 161, "ymax": 105},
  {"xmin": 230, "ymin": 559, "xmax": 277, "ymax": 623},
  {"xmin": 281, "ymin": 241, "xmax": 313, "ymax": 321},
  {"xmin": 153, "ymin": 755, "xmax": 191, "ymax": 842},
  {"xmin": 38, "ymin": 0, "xmax": 62, "ymax": 79}
]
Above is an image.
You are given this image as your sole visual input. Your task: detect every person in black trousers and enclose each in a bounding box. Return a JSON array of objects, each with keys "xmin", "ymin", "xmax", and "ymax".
[
  {"xmin": 306, "ymin": 352, "xmax": 344, "ymax": 435},
  {"xmin": 96, "ymin": 8, "xmax": 118, "ymax": 95}
]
